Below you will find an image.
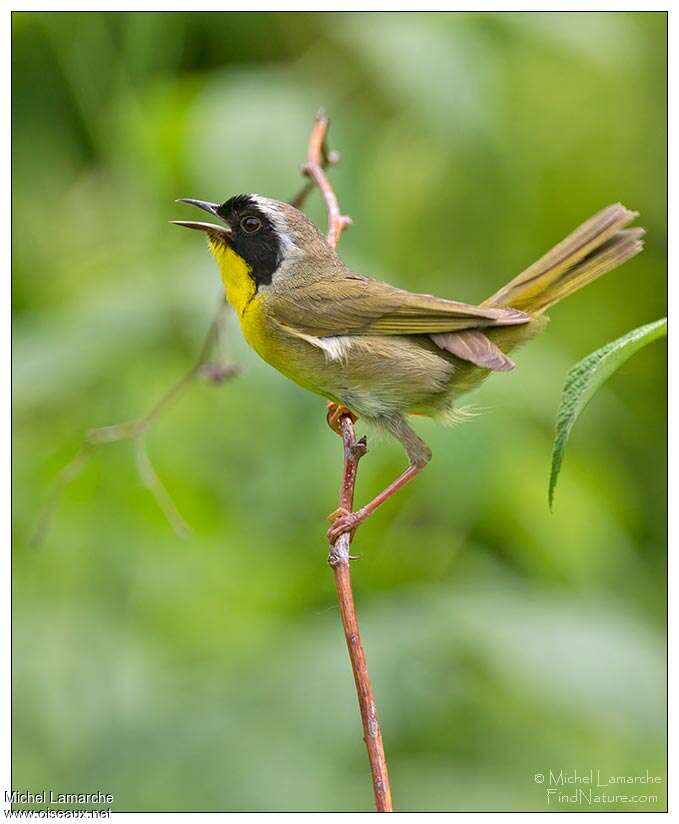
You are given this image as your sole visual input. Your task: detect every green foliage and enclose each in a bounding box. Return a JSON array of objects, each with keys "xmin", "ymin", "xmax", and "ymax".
[
  {"xmin": 549, "ymin": 318, "xmax": 667, "ymax": 507},
  {"xmin": 12, "ymin": 11, "xmax": 667, "ymax": 812}
]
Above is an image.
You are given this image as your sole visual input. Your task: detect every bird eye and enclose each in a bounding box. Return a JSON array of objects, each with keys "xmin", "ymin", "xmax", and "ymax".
[{"xmin": 240, "ymin": 215, "xmax": 262, "ymax": 234}]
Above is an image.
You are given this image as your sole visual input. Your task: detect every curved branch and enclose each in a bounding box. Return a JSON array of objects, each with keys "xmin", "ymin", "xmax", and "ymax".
[
  {"xmin": 301, "ymin": 111, "xmax": 352, "ymax": 249},
  {"xmin": 34, "ymin": 298, "xmax": 237, "ymax": 544}
]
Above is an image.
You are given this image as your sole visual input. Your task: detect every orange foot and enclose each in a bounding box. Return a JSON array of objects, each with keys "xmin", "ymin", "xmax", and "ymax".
[
  {"xmin": 327, "ymin": 506, "xmax": 368, "ymax": 543},
  {"xmin": 326, "ymin": 402, "xmax": 358, "ymax": 436}
]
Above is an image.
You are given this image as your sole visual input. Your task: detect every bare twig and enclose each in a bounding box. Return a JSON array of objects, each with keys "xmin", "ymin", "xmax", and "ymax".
[
  {"xmin": 34, "ymin": 298, "xmax": 237, "ymax": 544},
  {"xmin": 329, "ymin": 418, "xmax": 392, "ymax": 811},
  {"xmin": 134, "ymin": 438, "xmax": 191, "ymax": 538},
  {"xmin": 300, "ymin": 111, "xmax": 392, "ymax": 811},
  {"xmin": 301, "ymin": 111, "xmax": 352, "ymax": 249},
  {"xmin": 289, "ymin": 115, "xmax": 337, "ymax": 211}
]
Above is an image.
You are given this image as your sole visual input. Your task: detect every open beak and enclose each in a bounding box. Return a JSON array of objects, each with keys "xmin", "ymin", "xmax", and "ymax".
[{"xmin": 171, "ymin": 198, "xmax": 233, "ymax": 241}]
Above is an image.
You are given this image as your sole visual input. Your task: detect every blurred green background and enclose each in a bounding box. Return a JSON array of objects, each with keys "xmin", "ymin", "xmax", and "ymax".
[{"xmin": 12, "ymin": 11, "xmax": 666, "ymax": 813}]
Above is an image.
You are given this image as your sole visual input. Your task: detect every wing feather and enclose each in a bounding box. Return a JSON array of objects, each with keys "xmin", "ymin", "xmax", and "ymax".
[
  {"xmin": 431, "ymin": 330, "xmax": 515, "ymax": 371},
  {"xmin": 272, "ymin": 275, "xmax": 530, "ymax": 337}
]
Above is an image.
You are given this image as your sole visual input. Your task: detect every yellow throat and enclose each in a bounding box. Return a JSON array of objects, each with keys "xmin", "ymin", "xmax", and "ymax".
[
  {"xmin": 208, "ymin": 239, "xmax": 256, "ymax": 317},
  {"xmin": 207, "ymin": 238, "xmax": 277, "ymax": 370}
]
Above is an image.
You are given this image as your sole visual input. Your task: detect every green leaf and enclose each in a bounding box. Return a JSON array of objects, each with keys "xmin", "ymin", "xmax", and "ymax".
[{"xmin": 549, "ymin": 317, "xmax": 667, "ymax": 507}]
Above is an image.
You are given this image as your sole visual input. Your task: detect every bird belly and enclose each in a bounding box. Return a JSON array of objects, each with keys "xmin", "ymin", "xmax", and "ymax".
[
  {"xmin": 240, "ymin": 296, "xmax": 333, "ymax": 397},
  {"xmin": 240, "ymin": 302, "xmax": 459, "ymax": 418},
  {"xmin": 329, "ymin": 336, "xmax": 456, "ymax": 418}
]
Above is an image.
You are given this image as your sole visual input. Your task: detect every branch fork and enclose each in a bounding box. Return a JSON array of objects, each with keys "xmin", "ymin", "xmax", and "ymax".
[{"xmin": 35, "ymin": 300, "xmax": 237, "ymax": 545}]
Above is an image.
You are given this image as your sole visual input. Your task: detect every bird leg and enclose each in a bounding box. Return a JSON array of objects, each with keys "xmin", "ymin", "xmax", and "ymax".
[
  {"xmin": 326, "ymin": 401, "xmax": 357, "ymax": 436},
  {"xmin": 327, "ymin": 415, "xmax": 431, "ymax": 542},
  {"xmin": 328, "ymin": 463, "xmax": 424, "ymax": 542}
]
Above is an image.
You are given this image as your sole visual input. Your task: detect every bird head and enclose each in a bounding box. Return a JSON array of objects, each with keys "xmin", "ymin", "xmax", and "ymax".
[{"xmin": 173, "ymin": 194, "xmax": 329, "ymax": 290}]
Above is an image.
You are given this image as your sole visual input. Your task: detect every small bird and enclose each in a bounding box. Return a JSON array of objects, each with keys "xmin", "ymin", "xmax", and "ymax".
[{"xmin": 173, "ymin": 196, "xmax": 644, "ymax": 540}]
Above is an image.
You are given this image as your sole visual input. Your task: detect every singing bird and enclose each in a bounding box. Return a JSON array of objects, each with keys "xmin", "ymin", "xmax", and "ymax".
[{"xmin": 173, "ymin": 196, "xmax": 644, "ymax": 540}]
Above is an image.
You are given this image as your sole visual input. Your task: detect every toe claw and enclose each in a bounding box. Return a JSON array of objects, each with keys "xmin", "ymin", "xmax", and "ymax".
[
  {"xmin": 327, "ymin": 511, "xmax": 361, "ymax": 543},
  {"xmin": 326, "ymin": 402, "xmax": 358, "ymax": 436}
]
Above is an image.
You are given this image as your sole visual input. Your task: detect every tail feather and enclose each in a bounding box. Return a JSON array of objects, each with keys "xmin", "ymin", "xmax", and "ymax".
[{"xmin": 484, "ymin": 204, "xmax": 644, "ymax": 314}]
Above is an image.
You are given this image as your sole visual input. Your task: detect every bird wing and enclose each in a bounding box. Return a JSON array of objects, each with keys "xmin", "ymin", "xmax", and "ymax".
[{"xmin": 272, "ymin": 274, "xmax": 530, "ymax": 337}]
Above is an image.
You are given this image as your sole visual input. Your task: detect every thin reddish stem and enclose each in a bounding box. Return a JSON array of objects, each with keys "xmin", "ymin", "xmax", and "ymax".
[
  {"xmin": 299, "ymin": 115, "xmax": 392, "ymax": 811},
  {"xmin": 302, "ymin": 112, "xmax": 352, "ymax": 249},
  {"xmin": 328, "ymin": 418, "xmax": 392, "ymax": 812}
]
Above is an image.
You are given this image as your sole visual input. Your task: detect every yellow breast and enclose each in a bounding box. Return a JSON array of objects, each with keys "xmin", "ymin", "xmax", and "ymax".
[
  {"xmin": 208, "ymin": 240, "xmax": 331, "ymax": 399},
  {"xmin": 209, "ymin": 240, "xmax": 283, "ymax": 365}
]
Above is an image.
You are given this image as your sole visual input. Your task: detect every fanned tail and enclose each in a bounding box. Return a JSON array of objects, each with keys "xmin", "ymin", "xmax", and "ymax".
[{"xmin": 484, "ymin": 204, "xmax": 645, "ymax": 314}]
